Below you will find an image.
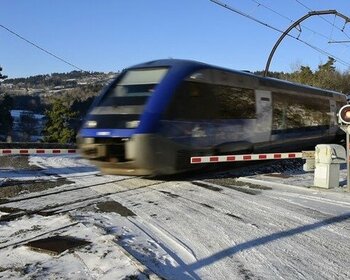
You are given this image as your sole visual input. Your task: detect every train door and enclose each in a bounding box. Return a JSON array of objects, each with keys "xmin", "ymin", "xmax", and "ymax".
[{"xmin": 255, "ymin": 90, "xmax": 272, "ymax": 142}]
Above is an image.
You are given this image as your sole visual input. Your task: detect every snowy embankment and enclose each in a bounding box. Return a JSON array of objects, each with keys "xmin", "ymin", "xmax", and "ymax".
[{"xmin": 0, "ymin": 154, "xmax": 350, "ymax": 279}]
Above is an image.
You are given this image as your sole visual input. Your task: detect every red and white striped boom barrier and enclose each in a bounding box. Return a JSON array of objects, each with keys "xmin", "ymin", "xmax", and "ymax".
[
  {"xmin": 0, "ymin": 149, "xmax": 77, "ymax": 156},
  {"xmin": 190, "ymin": 151, "xmax": 314, "ymax": 164}
]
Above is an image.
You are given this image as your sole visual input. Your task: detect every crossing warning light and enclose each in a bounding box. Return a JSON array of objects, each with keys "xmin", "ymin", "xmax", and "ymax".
[{"xmin": 338, "ymin": 105, "xmax": 350, "ymax": 125}]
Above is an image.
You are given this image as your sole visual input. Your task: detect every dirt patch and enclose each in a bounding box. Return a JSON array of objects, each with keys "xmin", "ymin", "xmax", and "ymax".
[
  {"xmin": 0, "ymin": 178, "xmax": 73, "ymax": 199},
  {"xmin": 96, "ymin": 201, "xmax": 136, "ymax": 217},
  {"xmin": 226, "ymin": 213, "xmax": 243, "ymax": 220},
  {"xmin": 232, "ymin": 180, "xmax": 272, "ymax": 190},
  {"xmin": 191, "ymin": 181, "xmax": 223, "ymax": 192},
  {"xmin": 122, "ymin": 275, "xmax": 145, "ymax": 280},
  {"xmin": 0, "ymin": 156, "xmax": 39, "ymax": 170},
  {"xmin": 0, "ymin": 206, "xmax": 22, "ymax": 214},
  {"xmin": 147, "ymin": 201, "xmax": 159, "ymax": 206},
  {"xmin": 237, "ymin": 263, "xmax": 256, "ymax": 280},
  {"xmin": 10, "ymin": 225, "xmax": 42, "ymax": 237},
  {"xmin": 200, "ymin": 203, "xmax": 214, "ymax": 209},
  {"xmin": 159, "ymin": 190, "xmax": 180, "ymax": 198},
  {"xmin": 0, "ymin": 156, "xmax": 74, "ymax": 198},
  {"xmin": 25, "ymin": 236, "xmax": 91, "ymax": 255},
  {"xmin": 263, "ymin": 173, "xmax": 291, "ymax": 179},
  {"xmin": 220, "ymin": 185, "xmax": 260, "ymax": 195},
  {"xmin": 206, "ymin": 178, "xmax": 272, "ymax": 194}
]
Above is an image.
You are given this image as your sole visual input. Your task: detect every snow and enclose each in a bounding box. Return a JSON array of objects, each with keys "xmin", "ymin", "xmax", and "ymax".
[
  {"xmin": 0, "ymin": 215, "xmax": 143, "ymax": 279},
  {"xmin": 11, "ymin": 110, "xmax": 45, "ymax": 120},
  {"xmin": 1, "ymin": 154, "xmax": 350, "ymax": 279}
]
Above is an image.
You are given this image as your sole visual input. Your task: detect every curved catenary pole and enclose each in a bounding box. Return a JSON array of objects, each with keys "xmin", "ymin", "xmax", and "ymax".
[{"xmin": 264, "ymin": 10, "xmax": 350, "ymax": 77}]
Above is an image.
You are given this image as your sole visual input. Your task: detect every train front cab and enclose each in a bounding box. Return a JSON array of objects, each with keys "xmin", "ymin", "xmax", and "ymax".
[{"xmin": 77, "ymin": 66, "xmax": 177, "ymax": 175}]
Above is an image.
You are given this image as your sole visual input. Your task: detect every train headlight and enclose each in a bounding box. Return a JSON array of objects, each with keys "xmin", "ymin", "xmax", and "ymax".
[
  {"xmin": 126, "ymin": 120, "xmax": 140, "ymax": 128},
  {"xmin": 85, "ymin": 120, "xmax": 97, "ymax": 128},
  {"xmin": 84, "ymin": 138, "xmax": 95, "ymax": 144},
  {"xmin": 338, "ymin": 105, "xmax": 350, "ymax": 125}
]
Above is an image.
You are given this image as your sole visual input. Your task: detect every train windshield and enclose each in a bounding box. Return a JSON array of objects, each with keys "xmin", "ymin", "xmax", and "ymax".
[
  {"xmin": 101, "ymin": 68, "xmax": 168, "ymax": 100},
  {"xmin": 87, "ymin": 68, "xmax": 168, "ymax": 129}
]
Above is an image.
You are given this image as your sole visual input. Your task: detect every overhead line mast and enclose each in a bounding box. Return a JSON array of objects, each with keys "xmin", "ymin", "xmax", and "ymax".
[
  {"xmin": 295, "ymin": 0, "xmax": 350, "ymax": 41},
  {"xmin": 250, "ymin": 0, "xmax": 350, "ymax": 48},
  {"xmin": 263, "ymin": 10, "xmax": 350, "ymax": 76}
]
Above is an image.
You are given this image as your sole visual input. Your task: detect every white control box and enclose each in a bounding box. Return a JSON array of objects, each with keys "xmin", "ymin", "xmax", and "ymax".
[{"xmin": 313, "ymin": 144, "xmax": 346, "ymax": 189}]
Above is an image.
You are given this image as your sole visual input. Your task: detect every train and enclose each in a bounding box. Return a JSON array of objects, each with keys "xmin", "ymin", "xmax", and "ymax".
[{"xmin": 77, "ymin": 59, "xmax": 347, "ymax": 175}]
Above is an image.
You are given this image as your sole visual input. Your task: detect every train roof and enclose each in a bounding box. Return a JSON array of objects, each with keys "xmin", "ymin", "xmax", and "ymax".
[
  {"xmin": 127, "ymin": 59, "xmax": 345, "ymax": 98},
  {"xmin": 129, "ymin": 59, "xmax": 208, "ymax": 69}
]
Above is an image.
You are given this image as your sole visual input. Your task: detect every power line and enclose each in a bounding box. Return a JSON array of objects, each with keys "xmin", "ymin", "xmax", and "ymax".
[
  {"xmin": 210, "ymin": 0, "xmax": 286, "ymax": 34},
  {"xmin": 329, "ymin": 40, "xmax": 350, "ymax": 44},
  {"xmin": 250, "ymin": 0, "xmax": 293, "ymax": 23},
  {"xmin": 0, "ymin": 24, "xmax": 84, "ymax": 71},
  {"xmin": 210, "ymin": 0, "xmax": 350, "ymax": 68}
]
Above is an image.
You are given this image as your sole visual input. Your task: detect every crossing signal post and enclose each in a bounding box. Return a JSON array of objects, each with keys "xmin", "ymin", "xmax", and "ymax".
[{"xmin": 338, "ymin": 105, "xmax": 350, "ymax": 191}]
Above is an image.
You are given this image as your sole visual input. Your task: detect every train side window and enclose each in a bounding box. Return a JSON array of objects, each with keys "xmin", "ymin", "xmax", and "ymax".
[
  {"xmin": 272, "ymin": 94, "xmax": 286, "ymax": 130},
  {"xmin": 272, "ymin": 92, "xmax": 330, "ymax": 131},
  {"xmin": 213, "ymin": 85, "xmax": 256, "ymax": 119},
  {"xmin": 164, "ymin": 81, "xmax": 218, "ymax": 120},
  {"xmin": 165, "ymin": 81, "xmax": 256, "ymax": 120}
]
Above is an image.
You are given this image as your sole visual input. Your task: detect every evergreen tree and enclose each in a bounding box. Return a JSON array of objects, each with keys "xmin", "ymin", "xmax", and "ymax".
[
  {"xmin": 314, "ymin": 57, "xmax": 339, "ymax": 91},
  {"xmin": 0, "ymin": 66, "xmax": 7, "ymax": 83},
  {"xmin": 281, "ymin": 57, "xmax": 350, "ymax": 93},
  {"xmin": 43, "ymin": 98, "xmax": 76, "ymax": 143},
  {"xmin": 295, "ymin": 66, "xmax": 314, "ymax": 85},
  {"xmin": 0, "ymin": 94, "xmax": 14, "ymax": 140},
  {"xmin": 19, "ymin": 111, "xmax": 38, "ymax": 141},
  {"xmin": 0, "ymin": 67, "xmax": 13, "ymax": 141}
]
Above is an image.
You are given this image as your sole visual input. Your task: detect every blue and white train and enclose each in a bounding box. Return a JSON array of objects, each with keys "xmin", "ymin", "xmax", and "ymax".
[{"xmin": 77, "ymin": 59, "xmax": 346, "ymax": 175}]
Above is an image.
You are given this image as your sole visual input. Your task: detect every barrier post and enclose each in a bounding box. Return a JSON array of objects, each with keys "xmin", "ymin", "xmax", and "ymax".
[
  {"xmin": 313, "ymin": 144, "xmax": 346, "ymax": 189},
  {"xmin": 302, "ymin": 151, "xmax": 315, "ymax": 172},
  {"xmin": 338, "ymin": 105, "xmax": 350, "ymax": 191},
  {"xmin": 347, "ymin": 128, "xmax": 350, "ymax": 191}
]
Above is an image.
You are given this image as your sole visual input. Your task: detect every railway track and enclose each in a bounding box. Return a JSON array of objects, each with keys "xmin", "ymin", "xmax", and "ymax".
[
  {"xmin": 2, "ymin": 153, "xmax": 350, "ymax": 279},
  {"xmin": 0, "ymin": 176, "xmax": 164, "ymax": 222},
  {"xmin": 0, "ymin": 153, "xmax": 304, "ymax": 224},
  {"xmin": 0, "ymin": 176, "xmax": 130, "ymax": 205}
]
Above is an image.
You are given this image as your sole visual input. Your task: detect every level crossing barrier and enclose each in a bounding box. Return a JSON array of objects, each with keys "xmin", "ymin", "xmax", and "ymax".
[
  {"xmin": 190, "ymin": 151, "xmax": 314, "ymax": 164},
  {"xmin": 0, "ymin": 149, "xmax": 77, "ymax": 155}
]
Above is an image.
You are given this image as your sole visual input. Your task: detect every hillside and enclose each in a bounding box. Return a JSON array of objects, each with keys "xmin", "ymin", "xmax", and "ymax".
[{"xmin": 1, "ymin": 70, "xmax": 118, "ymax": 113}]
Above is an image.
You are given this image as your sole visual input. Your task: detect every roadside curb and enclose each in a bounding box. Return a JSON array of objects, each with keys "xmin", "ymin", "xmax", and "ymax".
[
  {"xmin": 237, "ymin": 176, "xmax": 350, "ymax": 193},
  {"xmin": 237, "ymin": 176, "xmax": 311, "ymax": 190}
]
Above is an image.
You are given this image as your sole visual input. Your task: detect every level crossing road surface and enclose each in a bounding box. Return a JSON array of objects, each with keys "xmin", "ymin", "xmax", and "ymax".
[{"xmin": 0, "ymin": 155, "xmax": 350, "ymax": 279}]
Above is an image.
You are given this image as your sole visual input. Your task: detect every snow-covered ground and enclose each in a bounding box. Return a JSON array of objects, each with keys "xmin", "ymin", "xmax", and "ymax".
[{"xmin": 1, "ymin": 155, "xmax": 350, "ymax": 279}]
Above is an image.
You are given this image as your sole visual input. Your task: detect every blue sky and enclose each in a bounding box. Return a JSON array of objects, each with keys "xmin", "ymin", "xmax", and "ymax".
[{"xmin": 1, "ymin": 0, "xmax": 350, "ymax": 78}]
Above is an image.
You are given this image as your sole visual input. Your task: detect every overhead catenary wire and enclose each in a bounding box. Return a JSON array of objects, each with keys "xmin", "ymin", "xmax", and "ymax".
[
  {"xmin": 209, "ymin": 0, "xmax": 350, "ymax": 68},
  {"xmin": 0, "ymin": 23, "xmax": 84, "ymax": 71},
  {"xmin": 250, "ymin": 0, "xmax": 350, "ymax": 47},
  {"xmin": 250, "ymin": 0, "xmax": 292, "ymax": 23},
  {"xmin": 295, "ymin": 0, "xmax": 350, "ymax": 40}
]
